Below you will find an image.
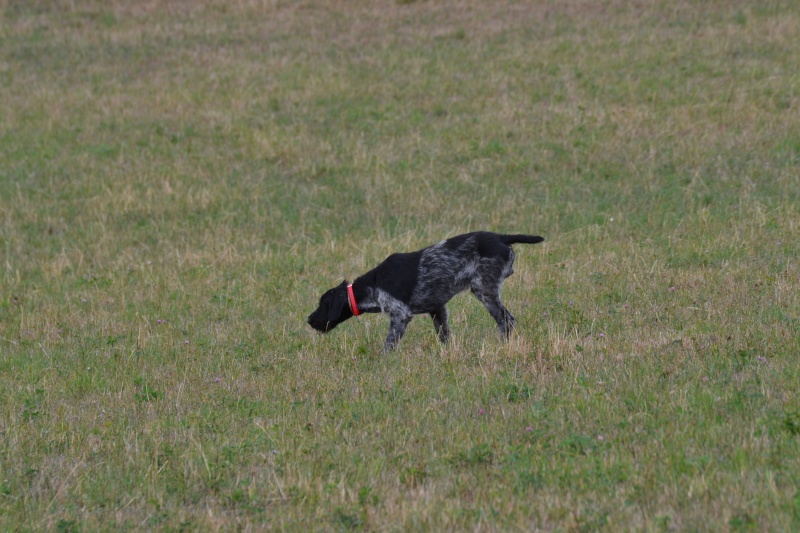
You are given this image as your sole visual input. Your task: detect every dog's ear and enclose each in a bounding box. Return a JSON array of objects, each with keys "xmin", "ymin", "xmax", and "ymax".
[{"xmin": 327, "ymin": 281, "xmax": 350, "ymax": 323}]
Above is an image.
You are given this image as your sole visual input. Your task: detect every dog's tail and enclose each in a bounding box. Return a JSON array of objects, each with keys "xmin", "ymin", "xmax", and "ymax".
[{"xmin": 500, "ymin": 234, "xmax": 545, "ymax": 245}]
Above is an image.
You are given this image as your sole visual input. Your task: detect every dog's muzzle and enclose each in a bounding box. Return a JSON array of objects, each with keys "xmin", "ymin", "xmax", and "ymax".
[{"xmin": 307, "ymin": 316, "xmax": 331, "ymax": 333}]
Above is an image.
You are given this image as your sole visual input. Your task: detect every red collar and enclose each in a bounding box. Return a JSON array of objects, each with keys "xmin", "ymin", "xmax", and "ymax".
[{"xmin": 347, "ymin": 283, "xmax": 361, "ymax": 316}]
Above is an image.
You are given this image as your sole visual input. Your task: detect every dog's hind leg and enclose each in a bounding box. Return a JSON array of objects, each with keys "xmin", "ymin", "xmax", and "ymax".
[
  {"xmin": 429, "ymin": 306, "xmax": 450, "ymax": 344},
  {"xmin": 471, "ymin": 284, "xmax": 516, "ymax": 339}
]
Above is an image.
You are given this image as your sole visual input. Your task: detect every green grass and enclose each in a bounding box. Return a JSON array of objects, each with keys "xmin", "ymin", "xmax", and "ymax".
[{"xmin": 2, "ymin": 0, "xmax": 800, "ymax": 530}]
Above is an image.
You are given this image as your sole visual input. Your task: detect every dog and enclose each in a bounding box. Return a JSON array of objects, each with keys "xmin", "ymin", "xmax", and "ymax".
[{"xmin": 307, "ymin": 231, "xmax": 544, "ymax": 351}]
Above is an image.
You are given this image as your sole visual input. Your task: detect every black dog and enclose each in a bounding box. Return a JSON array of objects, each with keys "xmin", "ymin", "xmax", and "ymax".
[{"xmin": 307, "ymin": 231, "xmax": 544, "ymax": 351}]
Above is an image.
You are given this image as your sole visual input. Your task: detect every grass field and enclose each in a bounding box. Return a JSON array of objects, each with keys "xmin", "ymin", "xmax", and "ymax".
[{"xmin": 2, "ymin": 0, "xmax": 800, "ymax": 530}]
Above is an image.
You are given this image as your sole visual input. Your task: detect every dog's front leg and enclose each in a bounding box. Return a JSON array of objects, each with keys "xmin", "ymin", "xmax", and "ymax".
[
  {"xmin": 384, "ymin": 312, "xmax": 412, "ymax": 352},
  {"xmin": 429, "ymin": 306, "xmax": 450, "ymax": 344}
]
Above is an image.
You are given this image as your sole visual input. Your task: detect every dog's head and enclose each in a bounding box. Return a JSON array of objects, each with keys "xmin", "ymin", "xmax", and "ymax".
[{"xmin": 307, "ymin": 281, "xmax": 353, "ymax": 333}]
